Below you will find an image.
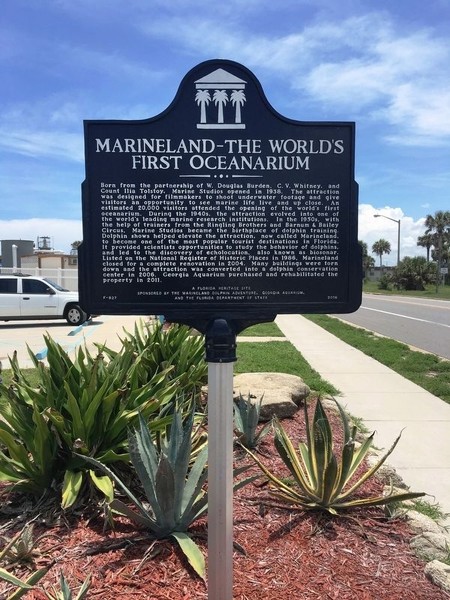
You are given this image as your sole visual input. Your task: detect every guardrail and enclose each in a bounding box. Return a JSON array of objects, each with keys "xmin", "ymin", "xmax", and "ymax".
[{"xmin": 0, "ymin": 267, "xmax": 79, "ymax": 291}]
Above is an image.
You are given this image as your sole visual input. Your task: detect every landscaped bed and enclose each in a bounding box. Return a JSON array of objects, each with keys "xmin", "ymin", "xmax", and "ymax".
[
  {"xmin": 0, "ymin": 403, "xmax": 447, "ymax": 600},
  {"xmin": 0, "ymin": 322, "xmax": 448, "ymax": 599}
]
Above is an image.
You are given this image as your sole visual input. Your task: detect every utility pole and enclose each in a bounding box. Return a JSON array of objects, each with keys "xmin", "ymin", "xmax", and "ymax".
[{"xmin": 374, "ymin": 214, "xmax": 401, "ymax": 266}]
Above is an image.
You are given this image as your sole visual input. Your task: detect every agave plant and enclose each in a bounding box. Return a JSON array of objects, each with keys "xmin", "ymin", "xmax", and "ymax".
[
  {"xmin": 100, "ymin": 320, "xmax": 207, "ymax": 402},
  {"xmin": 246, "ymin": 397, "xmax": 425, "ymax": 515},
  {"xmin": 79, "ymin": 409, "xmax": 253, "ymax": 580},
  {"xmin": 0, "ymin": 335, "xmax": 177, "ymax": 507},
  {"xmin": 0, "ymin": 523, "xmax": 47, "ymax": 566},
  {"xmin": 41, "ymin": 571, "xmax": 91, "ymax": 600},
  {"xmin": 0, "ymin": 565, "xmax": 50, "ymax": 600},
  {"xmin": 233, "ymin": 393, "xmax": 271, "ymax": 449}
]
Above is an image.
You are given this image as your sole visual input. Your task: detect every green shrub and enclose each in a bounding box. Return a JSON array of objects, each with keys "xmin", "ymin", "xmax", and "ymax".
[
  {"xmin": 80, "ymin": 410, "xmax": 254, "ymax": 580},
  {"xmin": 378, "ymin": 274, "xmax": 392, "ymax": 290},
  {"xmin": 391, "ymin": 256, "xmax": 436, "ymax": 291},
  {"xmin": 233, "ymin": 394, "xmax": 271, "ymax": 449},
  {"xmin": 247, "ymin": 398, "xmax": 425, "ymax": 514},
  {"xmin": 100, "ymin": 320, "xmax": 207, "ymax": 404},
  {"xmin": 0, "ymin": 335, "xmax": 177, "ymax": 507}
]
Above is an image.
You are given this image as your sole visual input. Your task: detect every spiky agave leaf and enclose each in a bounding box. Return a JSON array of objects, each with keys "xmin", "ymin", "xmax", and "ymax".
[
  {"xmin": 234, "ymin": 394, "xmax": 271, "ymax": 449},
  {"xmin": 130, "ymin": 411, "xmax": 209, "ymax": 534},
  {"xmin": 0, "ymin": 564, "xmax": 50, "ymax": 600},
  {"xmin": 44, "ymin": 571, "xmax": 91, "ymax": 600},
  {"xmin": 272, "ymin": 419, "xmax": 319, "ymax": 500},
  {"xmin": 76, "ymin": 409, "xmax": 209, "ymax": 576},
  {"xmin": 73, "ymin": 573, "xmax": 92, "ymax": 600},
  {"xmin": 170, "ymin": 531, "xmax": 205, "ymax": 581},
  {"xmin": 247, "ymin": 398, "xmax": 425, "ymax": 513}
]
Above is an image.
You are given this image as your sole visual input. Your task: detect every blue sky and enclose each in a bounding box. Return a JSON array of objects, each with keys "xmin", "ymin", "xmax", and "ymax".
[{"xmin": 1, "ymin": 0, "xmax": 449, "ymax": 263}]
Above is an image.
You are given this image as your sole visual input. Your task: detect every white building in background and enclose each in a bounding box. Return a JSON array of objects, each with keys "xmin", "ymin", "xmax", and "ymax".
[
  {"xmin": 1, "ymin": 239, "xmax": 79, "ymax": 291},
  {"xmin": 0, "ymin": 239, "xmax": 35, "ymax": 268},
  {"xmin": 20, "ymin": 251, "xmax": 78, "ymax": 270}
]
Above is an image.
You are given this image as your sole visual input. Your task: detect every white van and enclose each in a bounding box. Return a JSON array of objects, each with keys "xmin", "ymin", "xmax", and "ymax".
[{"xmin": 0, "ymin": 275, "xmax": 89, "ymax": 325}]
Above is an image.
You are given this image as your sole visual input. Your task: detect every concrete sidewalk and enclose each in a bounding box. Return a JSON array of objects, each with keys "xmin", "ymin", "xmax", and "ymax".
[
  {"xmin": 0, "ymin": 316, "xmax": 152, "ymax": 369},
  {"xmin": 276, "ymin": 314, "xmax": 450, "ymax": 523}
]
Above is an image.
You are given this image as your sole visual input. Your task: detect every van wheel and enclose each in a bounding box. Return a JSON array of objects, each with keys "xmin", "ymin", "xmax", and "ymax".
[{"xmin": 66, "ymin": 305, "xmax": 87, "ymax": 325}]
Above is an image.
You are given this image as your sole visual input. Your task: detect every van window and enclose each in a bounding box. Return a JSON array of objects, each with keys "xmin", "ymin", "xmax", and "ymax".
[
  {"xmin": 0, "ymin": 279, "xmax": 17, "ymax": 293},
  {"xmin": 22, "ymin": 279, "xmax": 52, "ymax": 294}
]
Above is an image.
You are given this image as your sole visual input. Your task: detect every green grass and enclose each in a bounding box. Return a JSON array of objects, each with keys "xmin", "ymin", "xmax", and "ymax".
[
  {"xmin": 305, "ymin": 314, "xmax": 450, "ymax": 404},
  {"xmin": 409, "ymin": 498, "xmax": 449, "ymax": 522},
  {"xmin": 239, "ymin": 322, "xmax": 284, "ymax": 336},
  {"xmin": 364, "ymin": 280, "xmax": 450, "ymax": 300},
  {"xmin": 235, "ymin": 340, "xmax": 339, "ymax": 396},
  {"xmin": 1, "ymin": 367, "xmax": 40, "ymax": 388}
]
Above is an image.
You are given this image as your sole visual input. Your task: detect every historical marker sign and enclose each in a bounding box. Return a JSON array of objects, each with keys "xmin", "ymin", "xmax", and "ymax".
[{"xmin": 80, "ymin": 59, "xmax": 361, "ymax": 330}]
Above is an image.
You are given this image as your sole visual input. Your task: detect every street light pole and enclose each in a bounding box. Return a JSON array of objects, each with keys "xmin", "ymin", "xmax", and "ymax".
[{"xmin": 374, "ymin": 214, "xmax": 401, "ymax": 266}]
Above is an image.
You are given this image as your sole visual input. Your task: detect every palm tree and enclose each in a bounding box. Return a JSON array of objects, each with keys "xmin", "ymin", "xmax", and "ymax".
[
  {"xmin": 213, "ymin": 89, "xmax": 228, "ymax": 123},
  {"xmin": 230, "ymin": 90, "xmax": 246, "ymax": 123},
  {"xmin": 425, "ymin": 210, "xmax": 450, "ymax": 290},
  {"xmin": 195, "ymin": 90, "xmax": 211, "ymax": 124},
  {"xmin": 359, "ymin": 241, "xmax": 375, "ymax": 278},
  {"xmin": 372, "ymin": 239, "xmax": 391, "ymax": 268},
  {"xmin": 417, "ymin": 233, "xmax": 435, "ymax": 262}
]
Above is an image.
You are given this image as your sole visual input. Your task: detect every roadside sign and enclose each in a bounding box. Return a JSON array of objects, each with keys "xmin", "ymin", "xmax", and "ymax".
[{"xmin": 80, "ymin": 59, "xmax": 361, "ymax": 331}]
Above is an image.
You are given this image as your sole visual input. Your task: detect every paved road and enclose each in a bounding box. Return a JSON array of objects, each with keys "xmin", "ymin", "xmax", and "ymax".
[
  {"xmin": 0, "ymin": 315, "xmax": 151, "ymax": 369},
  {"xmin": 2, "ymin": 297, "xmax": 449, "ymax": 369},
  {"xmin": 335, "ymin": 294, "xmax": 450, "ymax": 359}
]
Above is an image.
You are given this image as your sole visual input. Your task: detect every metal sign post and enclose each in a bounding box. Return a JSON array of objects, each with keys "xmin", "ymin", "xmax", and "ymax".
[
  {"xmin": 79, "ymin": 58, "xmax": 361, "ymax": 597},
  {"xmin": 205, "ymin": 319, "xmax": 237, "ymax": 600}
]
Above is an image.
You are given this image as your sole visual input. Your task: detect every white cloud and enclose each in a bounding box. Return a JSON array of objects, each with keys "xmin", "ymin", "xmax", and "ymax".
[
  {"xmin": 0, "ymin": 219, "xmax": 82, "ymax": 255},
  {"xmin": 0, "ymin": 129, "xmax": 83, "ymax": 162},
  {"xmin": 0, "ymin": 95, "xmax": 160, "ymax": 162},
  {"xmin": 302, "ymin": 25, "xmax": 450, "ymax": 145},
  {"xmin": 358, "ymin": 204, "xmax": 427, "ymax": 264},
  {"xmin": 0, "ymin": 97, "xmax": 84, "ymax": 161},
  {"xmin": 379, "ymin": 84, "xmax": 450, "ymax": 145},
  {"xmin": 140, "ymin": 12, "xmax": 450, "ymax": 146}
]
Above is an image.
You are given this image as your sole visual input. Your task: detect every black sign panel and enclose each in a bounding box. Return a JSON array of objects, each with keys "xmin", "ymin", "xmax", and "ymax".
[{"xmin": 80, "ymin": 59, "xmax": 361, "ymax": 331}]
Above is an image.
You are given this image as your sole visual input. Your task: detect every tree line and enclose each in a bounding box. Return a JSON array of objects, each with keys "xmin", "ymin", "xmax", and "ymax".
[{"xmin": 362, "ymin": 210, "xmax": 450, "ymax": 291}]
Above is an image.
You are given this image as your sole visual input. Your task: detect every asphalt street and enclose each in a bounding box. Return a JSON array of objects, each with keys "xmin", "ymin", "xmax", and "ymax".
[
  {"xmin": 335, "ymin": 294, "xmax": 450, "ymax": 359},
  {"xmin": 1, "ymin": 295, "xmax": 449, "ymax": 368}
]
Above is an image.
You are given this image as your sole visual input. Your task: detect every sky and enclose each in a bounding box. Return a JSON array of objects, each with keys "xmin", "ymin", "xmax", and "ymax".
[{"xmin": 1, "ymin": 0, "xmax": 449, "ymax": 264}]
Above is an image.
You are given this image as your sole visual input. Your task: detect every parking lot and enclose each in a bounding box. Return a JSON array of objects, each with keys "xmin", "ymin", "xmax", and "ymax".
[{"xmin": 0, "ymin": 315, "xmax": 152, "ymax": 369}]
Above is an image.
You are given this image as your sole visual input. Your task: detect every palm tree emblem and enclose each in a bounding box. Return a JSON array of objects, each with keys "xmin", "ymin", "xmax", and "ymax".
[
  {"xmin": 213, "ymin": 89, "xmax": 228, "ymax": 124},
  {"xmin": 195, "ymin": 68, "xmax": 247, "ymax": 129},
  {"xmin": 195, "ymin": 90, "xmax": 211, "ymax": 124},
  {"xmin": 231, "ymin": 90, "xmax": 246, "ymax": 124}
]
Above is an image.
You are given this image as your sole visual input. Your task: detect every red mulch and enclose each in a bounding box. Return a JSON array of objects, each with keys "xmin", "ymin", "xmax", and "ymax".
[{"xmin": 1, "ymin": 403, "xmax": 448, "ymax": 600}]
